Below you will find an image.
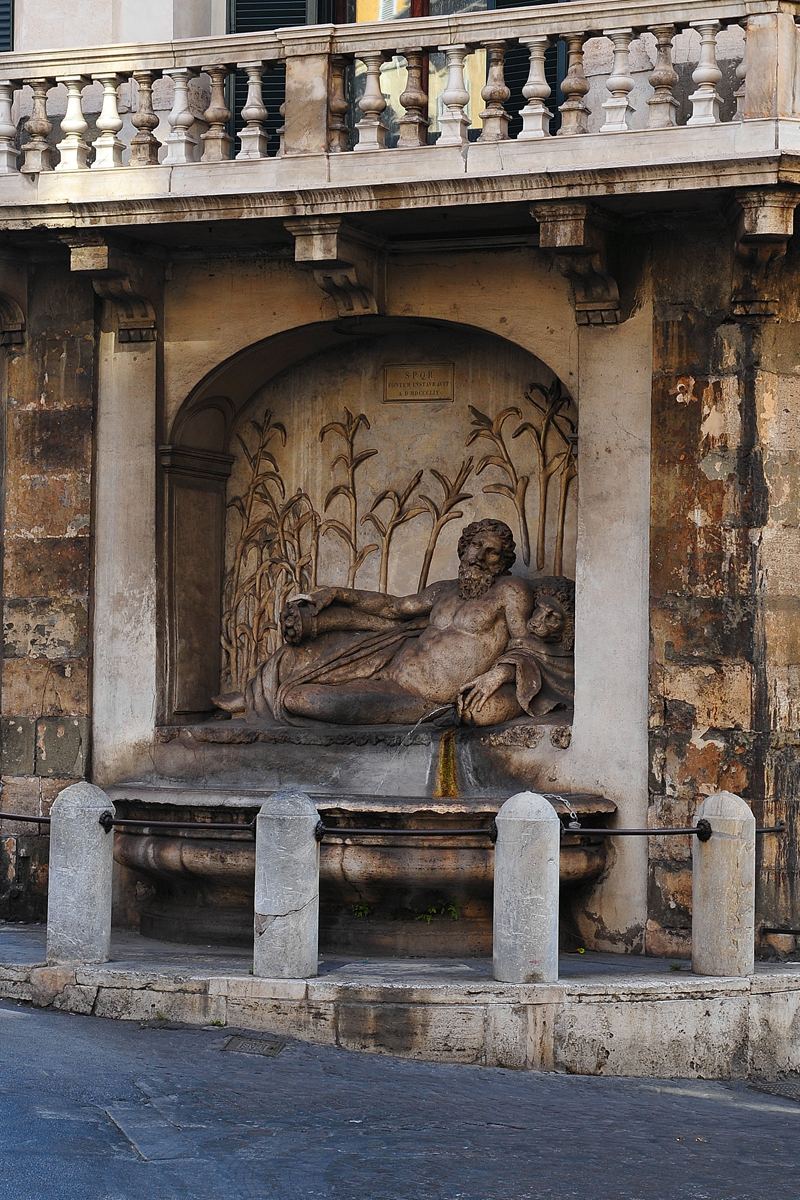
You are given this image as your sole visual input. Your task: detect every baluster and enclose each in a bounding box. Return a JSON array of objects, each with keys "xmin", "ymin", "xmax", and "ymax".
[
  {"xmin": 92, "ymin": 74, "xmax": 124, "ymax": 168},
  {"xmin": 478, "ymin": 41, "xmax": 510, "ymax": 142},
  {"xmin": 55, "ymin": 75, "xmax": 90, "ymax": 170},
  {"xmin": 558, "ymin": 34, "xmax": 590, "ymax": 136},
  {"xmin": 0, "ymin": 80, "xmax": 19, "ymax": 173},
  {"xmin": 21, "ymin": 78, "xmax": 54, "ymax": 173},
  {"xmin": 277, "ymin": 99, "xmax": 286, "ymax": 157},
  {"xmin": 328, "ymin": 55, "xmax": 350, "ymax": 153},
  {"xmin": 733, "ymin": 20, "xmax": 747, "ymax": 121},
  {"xmin": 163, "ymin": 67, "xmax": 200, "ymax": 165},
  {"xmin": 354, "ymin": 51, "xmax": 388, "ymax": 151},
  {"xmin": 236, "ymin": 61, "xmax": 269, "ymax": 159},
  {"xmin": 437, "ymin": 44, "xmax": 470, "ymax": 148},
  {"xmin": 687, "ymin": 20, "xmax": 722, "ymax": 126},
  {"xmin": 398, "ymin": 49, "xmax": 429, "ymax": 148},
  {"xmin": 647, "ymin": 25, "xmax": 678, "ymax": 129},
  {"xmin": 518, "ymin": 36, "xmax": 553, "ymax": 140},
  {"xmin": 201, "ymin": 64, "xmax": 233, "ymax": 162},
  {"xmin": 601, "ymin": 29, "xmax": 636, "ymax": 132},
  {"xmin": 130, "ymin": 70, "xmax": 162, "ymax": 166}
]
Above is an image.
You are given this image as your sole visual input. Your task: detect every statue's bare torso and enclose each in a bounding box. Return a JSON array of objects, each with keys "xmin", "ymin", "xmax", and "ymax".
[{"xmin": 387, "ymin": 577, "xmax": 532, "ymax": 703}]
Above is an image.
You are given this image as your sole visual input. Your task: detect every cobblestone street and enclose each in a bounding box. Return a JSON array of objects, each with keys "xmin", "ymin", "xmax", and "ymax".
[{"xmin": 1, "ymin": 996, "xmax": 798, "ymax": 1200}]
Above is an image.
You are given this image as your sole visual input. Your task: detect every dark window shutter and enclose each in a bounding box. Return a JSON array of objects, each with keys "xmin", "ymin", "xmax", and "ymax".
[
  {"xmin": 230, "ymin": 0, "xmax": 308, "ymax": 153},
  {"xmin": 0, "ymin": 0, "xmax": 13, "ymax": 52}
]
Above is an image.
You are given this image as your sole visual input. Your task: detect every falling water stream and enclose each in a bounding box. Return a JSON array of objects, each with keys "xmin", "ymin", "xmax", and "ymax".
[{"xmin": 371, "ymin": 704, "xmax": 457, "ymax": 797}]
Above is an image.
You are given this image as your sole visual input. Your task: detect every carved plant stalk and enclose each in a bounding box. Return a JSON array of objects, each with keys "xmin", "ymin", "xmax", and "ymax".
[
  {"xmin": 321, "ymin": 408, "xmax": 379, "ymax": 587},
  {"xmin": 467, "ymin": 406, "xmax": 531, "ymax": 566},
  {"xmin": 249, "ymin": 491, "xmax": 321, "ymax": 660},
  {"xmin": 554, "ymin": 452, "xmax": 577, "ymax": 576},
  {"xmin": 417, "ymin": 458, "xmax": 474, "ymax": 591},
  {"xmin": 363, "ymin": 469, "xmax": 426, "ymax": 592},
  {"xmin": 222, "ymin": 412, "xmax": 287, "ymax": 688},
  {"xmin": 515, "ymin": 380, "xmax": 577, "ymax": 573}
]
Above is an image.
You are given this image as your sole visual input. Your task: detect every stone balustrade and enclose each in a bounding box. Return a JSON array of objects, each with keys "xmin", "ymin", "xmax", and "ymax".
[{"xmin": 0, "ymin": 0, "xmax": 791, "ymax": 214}]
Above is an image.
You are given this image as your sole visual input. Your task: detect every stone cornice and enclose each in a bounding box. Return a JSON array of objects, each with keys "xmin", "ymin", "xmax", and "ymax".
[{"xmin": 0, "ymin": 152, "xmax": 794, "ymax": 235}]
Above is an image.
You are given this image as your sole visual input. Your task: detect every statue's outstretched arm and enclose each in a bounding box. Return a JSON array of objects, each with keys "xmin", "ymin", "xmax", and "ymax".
[{"xmin": 292, "ymin": 580, "xmax": 444, "ymax": 621}]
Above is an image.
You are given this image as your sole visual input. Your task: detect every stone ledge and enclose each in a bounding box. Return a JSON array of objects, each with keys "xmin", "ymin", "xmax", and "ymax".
[
  {"xmin": 0, "ymin": 149, "xmax": 793, "ymax": 233},
  {"xmin": 3, "ymin": 933, "xmax": 800, "ymax": 1078}
]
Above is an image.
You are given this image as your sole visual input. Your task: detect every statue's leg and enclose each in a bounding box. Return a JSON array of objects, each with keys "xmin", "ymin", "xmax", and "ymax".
[{"xmin": 284, "ymin": 679, "xmax": 430, "ymax": 724}]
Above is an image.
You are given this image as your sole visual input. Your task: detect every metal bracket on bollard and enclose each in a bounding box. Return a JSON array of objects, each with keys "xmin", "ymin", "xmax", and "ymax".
[
  {"xmin": 98, "ymin": 811, "xmax": 115, "ymax": 834},
  {"xmin": 562, "ymin": 818, "xmax": 786, "ymax": 842}
]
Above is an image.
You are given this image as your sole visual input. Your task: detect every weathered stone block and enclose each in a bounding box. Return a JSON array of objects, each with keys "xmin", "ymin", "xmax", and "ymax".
[
  {"xmin": 7, "ymin": 409, "xmax": 92, "ymax": 473},
  {"xmin": 35, "ymin": 717, "xmax": 89, "ymax": 777},
  {"xmin": 3, "ymin": 470, "xmax": 91, "ymax": 539},
  {"xmin": 1, "ymin": 659, "xmax": 89, "ymax": 718},
  {"xmin": 3, "ymin": 536, "xmax": 90, "ymax": 599},
  {"xmin": 3, "ymin": 598, "xmax": 89, "ymax": 660},
  {"xmin": 30, "ymin": 964, "xmax": 77, "ymax": 1007},
  {"xmin": 1, "ymin": 719, "xmax": 35, "ymax": 775},
  {"xmin": 662, "ymin": 662, "xmax": 753, "ymax": 729},
  {"xmin": 51, "ymin": 984, "xmax": 98, "ymax": 1014},
  {"xmin": 0, "ymin": 775, "xmax": 40, "ymax": 835},
  {"xmin": 40, "ymin": 777, "xmax": 81, "ymax": 814}
]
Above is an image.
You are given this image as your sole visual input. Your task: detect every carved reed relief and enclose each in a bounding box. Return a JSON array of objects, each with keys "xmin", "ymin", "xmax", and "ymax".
[{"xmin": 222, "ymin": 383, "xmax": 577, "ymax": 692}]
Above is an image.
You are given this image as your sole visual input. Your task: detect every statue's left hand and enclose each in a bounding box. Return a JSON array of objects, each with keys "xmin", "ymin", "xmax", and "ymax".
[{"xmin": 289, "ymin": 587, "xmax": 337, "ymax": 616}]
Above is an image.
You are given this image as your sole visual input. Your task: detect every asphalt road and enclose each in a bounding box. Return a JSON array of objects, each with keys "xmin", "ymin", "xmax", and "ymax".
[{"xmin": 1, "ymin": 998, "xmax": 798, "ymax": 1200}]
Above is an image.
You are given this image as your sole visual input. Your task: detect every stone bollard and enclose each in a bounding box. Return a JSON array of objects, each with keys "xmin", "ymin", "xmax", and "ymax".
[
  {"xmin": 254, "ymin": 790, "xmax": 320, "ymax": 979},
  {"xmin": 46, "ymin": 782, "xmax": 115, "ymax": 966},
  {"xmin": 692, "ymin": 790, "xmax": 755, "ymax": 977},
  {"xmin": 493, "ymin": 791, "xmax": 560, "ymax": 984}
]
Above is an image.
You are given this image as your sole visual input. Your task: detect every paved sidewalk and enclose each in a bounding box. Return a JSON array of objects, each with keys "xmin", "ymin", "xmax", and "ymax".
[{"xmin": 1, "ymin": 993, "xmax": 799, "ymax": 1200}]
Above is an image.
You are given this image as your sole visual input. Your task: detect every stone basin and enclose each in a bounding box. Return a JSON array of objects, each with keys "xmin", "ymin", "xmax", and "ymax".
[{"xmin": 110, "ymin": 790, "xmax": 616, "ymax": 956}]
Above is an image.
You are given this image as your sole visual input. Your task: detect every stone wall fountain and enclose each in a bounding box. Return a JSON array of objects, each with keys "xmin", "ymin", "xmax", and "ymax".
[{"xmin": 111, "ymin": 327, "xmax": 616, "ymax": 955}]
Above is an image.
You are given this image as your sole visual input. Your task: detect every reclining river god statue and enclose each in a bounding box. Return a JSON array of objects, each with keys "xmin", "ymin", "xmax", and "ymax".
[{"xmin": 214, "ymin": 518, "xmax": 574, "ymax": 727}]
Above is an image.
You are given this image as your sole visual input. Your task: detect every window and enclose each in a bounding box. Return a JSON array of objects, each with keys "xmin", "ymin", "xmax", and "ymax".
[{"xmin": 0, "ymin": 0, "xmax": 12, "ymax": 52}]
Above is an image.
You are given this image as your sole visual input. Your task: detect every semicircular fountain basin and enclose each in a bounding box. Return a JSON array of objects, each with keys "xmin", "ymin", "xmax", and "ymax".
[{"xmin": 113, "ymin": 793, "xmax": 615, "ymax": 956}]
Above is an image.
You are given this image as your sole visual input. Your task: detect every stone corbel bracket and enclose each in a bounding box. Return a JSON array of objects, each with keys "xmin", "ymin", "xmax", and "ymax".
[
  {"xmin": 284, "ymin": 216, "xmax": 385, "ymax": 318},
  {"xmin": 61, "ymin": 233, "xmax": 157, "ymax": 344},
  {"xmin": 729, "ymin": 188, "xmax": 800, "ymax": 318},
  {"xmin": 530, "ymin": 202, "xmax": 620, "ymax": 326}
]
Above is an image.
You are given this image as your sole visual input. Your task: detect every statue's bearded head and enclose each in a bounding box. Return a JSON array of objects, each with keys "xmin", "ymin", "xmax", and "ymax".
[{"xmin": 457, "ymin": 519, "xmax": 516, "ymax": 600}]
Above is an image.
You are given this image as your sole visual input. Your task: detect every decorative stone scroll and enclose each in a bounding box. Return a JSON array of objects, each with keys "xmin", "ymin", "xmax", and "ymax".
[
  {"xmin": 284, "ymin": 215, "xmax": 384, "ymax": 317},
  {"xmin": 531, "ymin": 201, "xmax": 620, "ymax": 326},
  {"xmin": 61, "ymin": 233, "xmax": 158, "ymax": 344},
  {"xmin": 729, "ymin": 187, "xmax": 800, "ymax": 318}
]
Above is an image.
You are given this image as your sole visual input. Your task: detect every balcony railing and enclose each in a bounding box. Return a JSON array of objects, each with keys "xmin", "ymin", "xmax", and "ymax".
[{"xmin": 0, "ymin": 0, "xmax": 792, "ymax": 216}]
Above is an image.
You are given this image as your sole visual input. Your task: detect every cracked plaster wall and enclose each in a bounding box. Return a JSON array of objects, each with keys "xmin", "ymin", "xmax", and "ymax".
[{"xmin": 648, "ymin": 222, "xmax": 800, "ymax": 959}]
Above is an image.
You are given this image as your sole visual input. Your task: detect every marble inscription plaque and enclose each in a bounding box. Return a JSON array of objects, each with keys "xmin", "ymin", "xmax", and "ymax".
[{"xmin": 383, "ymin": 363, "xmax": 454, "ymax": 402}]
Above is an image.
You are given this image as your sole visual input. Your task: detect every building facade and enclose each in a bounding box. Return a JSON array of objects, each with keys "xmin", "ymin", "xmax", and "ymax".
[{"xmin": 0, "ymin": 0, "xmax": 798, "ymax": 960}]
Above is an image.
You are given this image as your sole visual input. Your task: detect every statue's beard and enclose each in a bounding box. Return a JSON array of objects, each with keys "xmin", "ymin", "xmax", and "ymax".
[{"xmin": 458, "ymin": 563, "xmax": 498, "ymax": 600}]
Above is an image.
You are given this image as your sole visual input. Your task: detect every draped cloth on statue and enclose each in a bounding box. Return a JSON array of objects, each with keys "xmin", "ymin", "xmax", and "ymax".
[
  {"xmin": 246, "ymin": 620, "xmax": 429, "ymax": 724},
  {"xmin": 499, "ymin": 636, "xmax": 575, "ymax": 717}
]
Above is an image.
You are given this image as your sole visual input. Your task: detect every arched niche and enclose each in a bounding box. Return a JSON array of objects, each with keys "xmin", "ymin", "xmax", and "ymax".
[{"xmin": 163, "ymin": 317, "xmax": 577, "ymax": 719}]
